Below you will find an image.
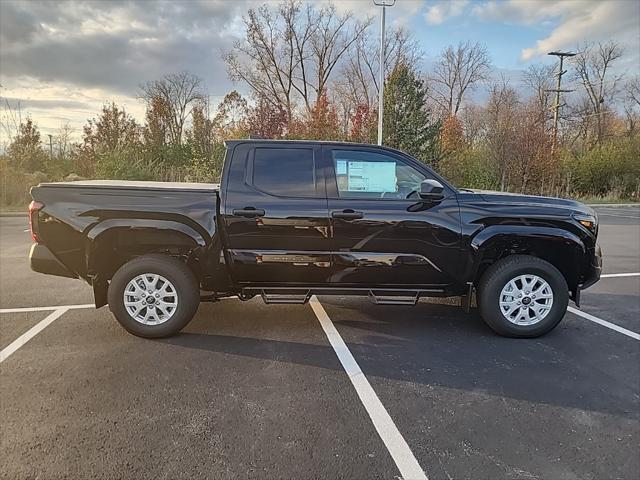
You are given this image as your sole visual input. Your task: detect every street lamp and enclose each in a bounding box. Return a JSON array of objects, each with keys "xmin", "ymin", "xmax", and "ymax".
[{"xmin": 373, "ymin": 0, "xmax": 395, "ymax": 145}]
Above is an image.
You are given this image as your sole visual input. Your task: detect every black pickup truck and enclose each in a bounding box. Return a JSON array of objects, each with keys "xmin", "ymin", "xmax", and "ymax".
[{"xmin": 29, "ymin": 139, "xmax": 602, "ymax": 338}]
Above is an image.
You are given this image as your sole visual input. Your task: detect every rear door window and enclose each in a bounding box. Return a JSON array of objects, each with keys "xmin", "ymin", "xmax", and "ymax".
[{"xmin": 252, "ymin": 147, "xmax": 317, "ymax": 197}]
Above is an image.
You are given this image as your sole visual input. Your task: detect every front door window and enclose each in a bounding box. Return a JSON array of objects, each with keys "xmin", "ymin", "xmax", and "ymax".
[{"xmin": 331, "ymin": 150, "xmax": 427, "ymax": 200}]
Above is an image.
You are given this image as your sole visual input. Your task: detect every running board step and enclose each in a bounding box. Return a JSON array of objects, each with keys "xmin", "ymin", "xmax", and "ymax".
[
  {"xmin": 260, "ymin": 290, "xmax": 311, "ymax": 305},
  {"xmin": 368, "ymin": 290, "xmax": 420, "ymax": 306}
]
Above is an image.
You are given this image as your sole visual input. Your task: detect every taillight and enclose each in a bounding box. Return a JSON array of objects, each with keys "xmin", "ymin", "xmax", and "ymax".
[{"xmin": 28, "ymin": 200, "xmax": 44, "ymax": 243}]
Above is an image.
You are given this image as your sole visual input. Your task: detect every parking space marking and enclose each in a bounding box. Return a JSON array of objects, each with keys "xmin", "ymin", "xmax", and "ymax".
[
  {"xmin": 0, "ymin": 304, "xmax": 95, "ymax": 314},
  {"xmin": 568, "ymin": 306, "xmax": 640, "ymax": 341},
  {"xmin": 0, "ymin": 308, "xmax": 69, "ymax": 363},
  {"xmin": 309, "ymin": 296, "xmax": 428, "ymax": 480},
  {"xmin": 600, "ymin": 272, "xmax": 640, "ymax": 278},
  {"xmin": 596, "ymin": 212, "xmax": 640, "ymax": 219}
]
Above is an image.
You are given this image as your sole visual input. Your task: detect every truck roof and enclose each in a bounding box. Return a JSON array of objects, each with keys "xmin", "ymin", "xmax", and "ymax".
[
  {"xmin": 38, "ymin": 180, "xmax": 219, "ymax": 193},
  {"xmin": 224, "ymin": 138, "xmax": 404, "ymax": 152}
]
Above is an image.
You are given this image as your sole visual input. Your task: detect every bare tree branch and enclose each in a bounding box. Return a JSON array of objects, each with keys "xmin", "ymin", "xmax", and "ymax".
[{"xmin": 429, "ymin": 41, "xmax": 491, "ymax": 116}]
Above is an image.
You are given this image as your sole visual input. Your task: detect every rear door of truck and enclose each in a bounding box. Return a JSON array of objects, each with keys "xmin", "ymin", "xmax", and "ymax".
[{"xmin": 221, "ymin": 143, "xmax": 332, "ymax": 286}]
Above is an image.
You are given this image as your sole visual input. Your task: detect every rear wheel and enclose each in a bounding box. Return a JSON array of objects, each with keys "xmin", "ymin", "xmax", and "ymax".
[
  {"xmin": 477, "ymin": 255, "xmax": 569, "ymax": 338},
  {"xmin": 108, "ymin": 255, "xmax": 200, "ymax": 338}
]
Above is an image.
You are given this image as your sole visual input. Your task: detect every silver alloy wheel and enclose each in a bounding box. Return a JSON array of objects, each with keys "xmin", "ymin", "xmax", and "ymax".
[
  {"xmin": 124, "ymin": 273, "xmax": 178, "ymax": 325},
  {"xmin": 499, "ymin": 274, "xmax": 554, "ymax": 326}
]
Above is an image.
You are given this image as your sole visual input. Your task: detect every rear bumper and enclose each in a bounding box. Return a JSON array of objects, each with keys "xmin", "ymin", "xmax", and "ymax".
[
  {"xmin": 29, "ymin": 244, "xmax": 77, "ymax": 279},
  {"xmin": 581, "ymin": 244, "xmax": 602, "ymax": 290}
]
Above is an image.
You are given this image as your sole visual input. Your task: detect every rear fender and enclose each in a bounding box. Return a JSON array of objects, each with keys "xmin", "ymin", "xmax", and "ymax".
[{"xmin": 86, "ymin": 219, "xmax": 207, "ymax": 295}]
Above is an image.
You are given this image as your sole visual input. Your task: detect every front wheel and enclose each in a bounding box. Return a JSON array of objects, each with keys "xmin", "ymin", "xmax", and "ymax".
[
  {"xmin": 108, "ymin": 254, "xmax": 200, "ymax": 338},
  {"xmin": 477, "ymin": 255, "xmax": 569, "ymax": 338}
]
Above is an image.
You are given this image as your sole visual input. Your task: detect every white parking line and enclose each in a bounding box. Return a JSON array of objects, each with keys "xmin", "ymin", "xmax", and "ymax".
[
  {"xmin": 309, "ymin": 296, "xmax": 428, "ymax": 480},
  {"xmin": 596, "ymin": 212, "xmax": 640, "ymax": 219},
  {"xmin": 0, "ymin": 308, "xmax": 69, "ymax": 363},
  {"xmin": 0, "ymin": 304, "xmax": 95, "ymax": 314},
  {"xmin": 568, "ymin": 306, "xmax": 640, "ymax": 341},
  {"xmin": 600, "ymin": 272, "xmax": 640, "ymax": 278}
]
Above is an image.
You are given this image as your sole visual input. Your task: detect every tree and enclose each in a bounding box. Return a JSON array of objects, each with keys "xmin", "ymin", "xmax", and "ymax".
[
  {"xmin": 78, "ymin": 103, "xmax": 141, "ymax": 175},
  {"xmin": 429, "ymin": 41, "xmax": 491, "ymax": 116},
  {"xmin": 383, "ymin": 64, "xmax": 440, "ymax": 163},
  {"xmin": 572, "ymin": 41, "xmax": 624, "ymax": 144},
  {"xmin": 224, "ymin": 0, "xmax": 370, "ymax": 120},
  {"xmin": 143, "ymin": 95, "xmax": 171, "ymax": 150},
  {"xmin": 301, "ymin": 91, "xmax": 340, "ymax": 140},
  {"xmin": 140, "ymin": 72, "xmax": 205, "ymax": 146},
  {"xmin": 247, "ymin": 93, "xmax": 287, "ymax": 139},
  {"xmin": 523, "ymin": 64, "xmax": 554, "ymax": 124},
  {"xmin": 623, "ymin": 76, "xmax": 640, "ymax": 135},
  {"xmin": 187, "ymin": 103, "xmax": 215, "ymax": 158},
  {"xmin": 484, "ymin": 80, "xmax": 518, "ymax": 191},
  {"xmin": 439, "ymin": 115, "xmax": 466, "ymax": 155},
  {"xmin": 213, "ymin": 91, "xmax": 249, "ymax": 139},
  {"xmin": 6, "ymin": 118, "xmax": 48, "ymax": 172},
  {"xmin": 626, "ymin": 76, "xmax": 640, "ymax": 108},
  {"xmin": 338, "ymin": 26, "xmax": 421, "ymax": 110},
  {"xmin": 349, "ymin": 103, "xmax": 377, "ymax": 143}
]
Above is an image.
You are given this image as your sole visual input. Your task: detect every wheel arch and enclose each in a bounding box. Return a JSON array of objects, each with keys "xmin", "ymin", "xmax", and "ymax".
[
  {"xmin": 86, "ymin": 219, "xmax": 208, "ymax": 307},
  {"xmin": 470, "ymin": 225, "xmax": 586, "ymax": 298}
]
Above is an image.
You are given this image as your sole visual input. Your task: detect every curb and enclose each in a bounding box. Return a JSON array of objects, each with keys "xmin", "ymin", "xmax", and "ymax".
[
  {"xmin": 587, "ymin": 203, "xmax": 639, "ymax": 208},
  {"xmin": 0, "ymin": 212, "xmax": 27, "ymax": 217}
]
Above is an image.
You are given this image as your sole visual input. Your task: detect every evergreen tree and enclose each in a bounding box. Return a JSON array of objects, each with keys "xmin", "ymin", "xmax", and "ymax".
[{"xmin": 383, "ymin": 64, "xmax": 440, "ymax": 164}]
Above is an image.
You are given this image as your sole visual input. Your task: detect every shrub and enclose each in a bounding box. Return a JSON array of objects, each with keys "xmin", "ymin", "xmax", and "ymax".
[{"xmin": 568, "ymin": 137, "xmax": 640, "ymax": 199}]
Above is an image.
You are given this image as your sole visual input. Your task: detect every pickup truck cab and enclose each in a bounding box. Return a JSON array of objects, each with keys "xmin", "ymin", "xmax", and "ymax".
[{"xmin": 29, "ymin": 139, "xmax": 602, "ymax": 338}]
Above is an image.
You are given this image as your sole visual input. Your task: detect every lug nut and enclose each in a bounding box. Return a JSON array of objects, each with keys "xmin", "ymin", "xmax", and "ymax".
[
  {"xmin": 142, "ymin": 293, "xmax": 146, "ymax": 297},
  {"xmin": 155, "ymin": 293, "xmax": 159, "ymax": 298}
]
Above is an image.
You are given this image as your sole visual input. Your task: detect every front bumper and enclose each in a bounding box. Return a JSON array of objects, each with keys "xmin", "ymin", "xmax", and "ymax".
[
  {"xmin": 29, "ymin": 243, "xmax": 77, "ymax": 279},
  {"xmin": 581, "ymin": 244, "xmax": 602, "ymax": 290}
]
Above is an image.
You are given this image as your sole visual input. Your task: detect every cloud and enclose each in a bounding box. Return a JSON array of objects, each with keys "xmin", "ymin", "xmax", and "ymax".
[
  {"xmin": 2, "ymin": 97, "xmax": 92, "ymax": 111},
  {"xmin": 0, "ymin": 0, "xmax": 250, "ymax": 94},
  {"xmin": 473, "ymin": 0, "xmax": 640, "ymax": 62},
  {"xmin": 425, "ymin": 0, "xmax": 469, "ymax": 25},
  {"xmin": 0, "ymin": 0, "xmax": 265, "ymax": 141}
]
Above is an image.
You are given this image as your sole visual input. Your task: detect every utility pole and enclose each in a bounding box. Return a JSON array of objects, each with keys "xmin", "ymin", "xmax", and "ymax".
[
  {"xmin": 47, "ymin": 134, "xmax": 53, "ymax": 168},
  {"xmin": 546, "ymin": 51, "xmax": 575, "ymax": 152},
  {"xmin": 374, "ymin": 0, "xmax": 395, "ymax": 146}
]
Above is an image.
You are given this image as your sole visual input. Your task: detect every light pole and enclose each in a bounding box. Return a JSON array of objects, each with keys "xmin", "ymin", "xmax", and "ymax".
[{"xmin": 374, "ymin": 0, "xmax": 395, "ymax": 145}]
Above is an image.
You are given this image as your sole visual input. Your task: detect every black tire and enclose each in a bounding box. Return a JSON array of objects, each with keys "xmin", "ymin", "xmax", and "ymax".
[
  {"xmin": 107, "ymin": 254, "xmax": 200, "ymax": 338},
  {"xmin": 477, "ymin": 255, "xmax": 569, "ymax": 338}
]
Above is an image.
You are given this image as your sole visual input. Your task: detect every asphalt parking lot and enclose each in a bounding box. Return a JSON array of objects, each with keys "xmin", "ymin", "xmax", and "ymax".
[{"xmin": 1, "ymin": 206, "xmax": 639, "ymax": 480}]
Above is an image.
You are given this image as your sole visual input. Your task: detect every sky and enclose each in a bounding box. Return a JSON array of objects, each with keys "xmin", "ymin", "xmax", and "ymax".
[{"xmin": 0, "ymin": 0, "xmax": 638, "ymax": 143}]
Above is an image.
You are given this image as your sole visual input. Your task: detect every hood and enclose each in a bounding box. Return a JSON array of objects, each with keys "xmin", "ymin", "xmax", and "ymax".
[{"xmin": 468, "ymin": 189, "xmax": 595, "ymax": 216}]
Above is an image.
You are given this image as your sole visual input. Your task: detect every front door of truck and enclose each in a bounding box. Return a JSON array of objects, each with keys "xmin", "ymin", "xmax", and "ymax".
[
  {"xmin": 222, "ymin": 144, "xmax": 332, "ymax": 285},
  {"xmin": 323, "ymin": 146, "xmax": 462, "ymax": 289}
]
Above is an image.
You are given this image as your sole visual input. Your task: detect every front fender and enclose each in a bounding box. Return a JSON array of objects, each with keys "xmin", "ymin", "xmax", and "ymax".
[{"xmin": 468, "ymin": 225, "xmax": 586, "ymax": 293}]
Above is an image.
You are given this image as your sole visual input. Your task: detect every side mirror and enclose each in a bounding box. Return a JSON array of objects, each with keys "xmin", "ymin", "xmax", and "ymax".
[{"xmin": 419, "ymin": 179, "xmax": 445, "ymax": 201}]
